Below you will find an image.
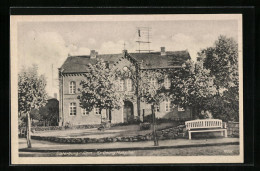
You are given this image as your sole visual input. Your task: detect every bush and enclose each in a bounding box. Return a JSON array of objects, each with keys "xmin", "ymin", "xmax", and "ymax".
[
  {"xmin": 139, "ymin": 122, "xmax": 151, "ymax": 130},
  {"xmin": 143, "ymin": 114, "xmax": 153, "ymax": 122},
  {"xmin": 65, "ymin": 122, "xmax": 72, "ymax": 129}
]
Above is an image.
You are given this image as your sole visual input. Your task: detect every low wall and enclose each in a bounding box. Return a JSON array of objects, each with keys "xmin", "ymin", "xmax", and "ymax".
[{"xmin": 227, "ymin": 121, "xmax": 239, "ymax": 137}]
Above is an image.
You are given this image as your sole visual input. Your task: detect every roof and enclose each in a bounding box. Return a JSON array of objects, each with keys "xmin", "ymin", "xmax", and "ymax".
[
  {"xmin": 60, "ymin": 54, "xmax": 122, "ymax": 73},
  {"xmin": 60, "ymin": 50, "xmax": 190, "ymax": 73},
  {"xmin": 129, "ymin": 50, "xmax": 191, "ymax": 69}
]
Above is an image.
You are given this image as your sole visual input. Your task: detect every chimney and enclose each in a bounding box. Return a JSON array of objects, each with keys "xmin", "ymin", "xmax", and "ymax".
[
  {"xmin": 122, "ymin": 49, "xmax": 128, "ymax": 57},
  {"xmin": 161, "ymin": 47, "xmax": 166, "ymax": 56},
  {"xmin": 90, "ymin": 50, "xmax": 98, "ymax": 58}
]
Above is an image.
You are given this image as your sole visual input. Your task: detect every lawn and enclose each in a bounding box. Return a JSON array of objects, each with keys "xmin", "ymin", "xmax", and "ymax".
[{"xmin": 33, "ymin": 122, "xmax": 178, "ymax": 139}]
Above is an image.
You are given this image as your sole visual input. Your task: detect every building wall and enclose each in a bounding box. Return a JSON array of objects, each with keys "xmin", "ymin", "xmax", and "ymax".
[
  {"xmin": 60, "ymin": 55, "xmax": 192, "ymax": 125},
  {"xmin": 61, "ymin": 71, "xmax": 128, "ymax": 125},
  {"xmin": 140, "ymin": 101, "xmax": 191, "ymax": 119},
  {"xmin": 62, "ymin": 74, "xmax": 103, "ymax": 125}
]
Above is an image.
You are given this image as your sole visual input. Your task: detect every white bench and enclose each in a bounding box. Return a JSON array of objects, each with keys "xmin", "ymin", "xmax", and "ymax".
[{"xmin": 185, "ymin": 119, "xmax": 227, "ymax": 140}]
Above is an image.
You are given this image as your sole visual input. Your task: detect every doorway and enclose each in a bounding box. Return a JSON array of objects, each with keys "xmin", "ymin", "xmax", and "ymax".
[{"xmin": 123, "ymin": 101, "xmax": 134, "ymax": 123}]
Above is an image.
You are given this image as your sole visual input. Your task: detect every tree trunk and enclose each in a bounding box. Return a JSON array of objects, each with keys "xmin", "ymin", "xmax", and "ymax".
[
  {"xmin": 26, "ymin": 112, "xmax": 32, "ymax": 148},
  {"xmin": 100, "ymin": 109, "xmax": 102, "ymax": 124},
  {"xmin": 142, "ymin": 109, "xmax": 145, "ymax": 123},
  {"xmin": 137, "ymin": 97, "xmax": 141, "ymax": 119},
  {"xmin": 136, "ymin": 66, "xmax": 141, "ymax": 121},
  {"xmin": 151, "ymin": 104, "xmax": 159, "ymax": 146}
]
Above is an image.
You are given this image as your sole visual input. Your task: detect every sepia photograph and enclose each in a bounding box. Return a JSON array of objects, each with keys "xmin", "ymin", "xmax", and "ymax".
[{"xmin": 10, "ymin": 14, "xmax": 243, "ymax": 164}]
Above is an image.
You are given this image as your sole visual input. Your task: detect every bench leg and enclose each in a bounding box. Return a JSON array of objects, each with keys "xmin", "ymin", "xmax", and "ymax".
[
  {"xmin": 189, "ymin": 131, "xmax": 191, "ymax": 140},
  {"xmin": 224, "ymin": 129, "xmax": 227, "ymax": 138}
]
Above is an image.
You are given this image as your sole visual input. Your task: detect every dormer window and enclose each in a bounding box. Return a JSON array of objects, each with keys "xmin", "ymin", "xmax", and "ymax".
[{"xmin": 69, "ymin": 81, "xmax": 76, "ymax": 94}]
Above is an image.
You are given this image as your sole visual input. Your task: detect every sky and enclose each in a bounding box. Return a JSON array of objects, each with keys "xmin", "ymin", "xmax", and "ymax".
[{"xmin": 17, "ymin": 18, "xmax": 238, "ymax": 98}]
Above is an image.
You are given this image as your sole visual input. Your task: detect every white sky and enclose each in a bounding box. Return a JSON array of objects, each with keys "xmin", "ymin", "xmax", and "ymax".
[{"xmin": 17, "ymin": 18, "xmax": 238, "ymax": 98}]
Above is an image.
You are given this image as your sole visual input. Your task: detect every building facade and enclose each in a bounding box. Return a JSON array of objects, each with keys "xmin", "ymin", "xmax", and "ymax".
[{"xmin": 58, "ymin": 47, "xmax": 192, "ymax": 126}]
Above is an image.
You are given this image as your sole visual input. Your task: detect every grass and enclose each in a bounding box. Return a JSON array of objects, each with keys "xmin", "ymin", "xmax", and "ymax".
[{"xmin": 33, "ymin": 122, "xmax": 178, "ymax": 139}]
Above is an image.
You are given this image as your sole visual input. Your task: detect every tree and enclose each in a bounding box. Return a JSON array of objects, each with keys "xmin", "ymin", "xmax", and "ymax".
[
  {"xmin": 30, "ymin": 109, "xmax": 41, "ymax": 126},
  {"xmin": 18, "ymin": 64, "xmax": 48, "ymax": 148},
  {"xmin": 198, "ymin": 35, "xmax": 239, "ymax": 121},
  {"xmin": 39, "ymin": 99, "xmax": 59, "ymax": 126},
  {"xmin": 138, "ymin": 69, "xmax": 170, "ymax": 146},
  {"xmin": 199, "ymin": 35, "xmax": 238, "ymax": 91},
  {"xmin": 169, "ymin": 60, "xmax": 216, "ymax": 118},
  {"xmin": 78, "ymin": 59, "xmax": 124, "ymax": 123},
  {"xmin": 204, "ymin": 87, "xmax": 239, "ymax": 121}
]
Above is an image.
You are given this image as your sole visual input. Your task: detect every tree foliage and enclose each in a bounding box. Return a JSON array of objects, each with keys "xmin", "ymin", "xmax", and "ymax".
[
  {"xmin": 167, "ymin": 60, "xmax": 216, "ymax": 117},
  {"xmin": 30, "ymin": 109, "xmax": 41, "ymax": 121},
  {"xmin": 18, "ymin": 64, "xmax": 48, "ymax": 147},
  {"xmin": 197, "ymin": 35, "xmax": 239, "ymax": 121},
  {"xmin": 39, "ymin": 99, "xmax": 59, "ymax": 126},
  {"xmin": 18, "ymin": 64, "xmax": 48, "ymax": 114},
  {"xmin": 199, "ymin": 35, "xmax": 238, "ymax": 90},
  {"xmin": 138, "ymin": 69, "xmax": 169, "ymax": 105},
  {"xmin": 78, "ymin": 59, "xmax": 124, "ymax": 115}
]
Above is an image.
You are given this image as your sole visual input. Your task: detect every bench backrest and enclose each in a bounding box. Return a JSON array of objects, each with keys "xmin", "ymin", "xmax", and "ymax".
[{"xmin": 185, "ymin": 119, "xmax": 223, "ymax": 130}]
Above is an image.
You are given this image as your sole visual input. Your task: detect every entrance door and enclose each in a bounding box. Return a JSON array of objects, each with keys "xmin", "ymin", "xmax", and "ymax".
[
  {"xmin": 106, "ymin": 109, "xmax": 112, "ymax": 122},
  {"xmin": 123, "ymin": 101, "xmax": 134, "ymax": 123},
  {"xmin": 108, "ymin": 109, "xmax": 112, "ymax": 121}
]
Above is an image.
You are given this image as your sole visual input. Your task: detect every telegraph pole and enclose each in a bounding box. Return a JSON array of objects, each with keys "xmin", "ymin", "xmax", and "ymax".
[
  {"xmin": 123, "ymin": 42, "xmax": 126, "ymax": 50},
  {"xmin": 152, "ymin": 104, "xmax": 159, "ymax": 146}
]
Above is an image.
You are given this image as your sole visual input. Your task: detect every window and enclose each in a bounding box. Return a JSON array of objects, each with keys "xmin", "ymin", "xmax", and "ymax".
[
  {"xmin": 156, "ymin": 105, "xmax": 160, "ymax": 112},
  {"xmin": 150, "ymin": 78, "xmax": 157, "ymax": 87},
  {"xmin": 127, "ymin": 79, "xmax": 132, "ymax": 91},
  {"xmin": 94, "ymin": 107, "xmax": 101, "ymax": 115},
  {"xmin": 178, "ymin": 105, "xmax": 185, "ymax": 112},
  {"xmin": 119, "ymin": 79, "xmax": 124, "ymax": 91},
  {"xmin": 81, "ymin": 108, "xmax": 89, "ymax": 115},
  {"xmin": 164, "ymin": 77, "xmax": 171, "ymax": 89},
  {"xmin": 69, "ymin": 102, "xmax": 76, "ymax": 115},
  {"xmin": 165, "ymin": 100, "xmax": 172, "ymax": 112},
  {"xmin": 69, "ymin": 81, "xmax": 76, "ymax": 94}
]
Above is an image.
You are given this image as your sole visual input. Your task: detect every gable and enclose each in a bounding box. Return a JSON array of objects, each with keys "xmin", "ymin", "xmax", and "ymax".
[{"xmin": 111, "ymin": 55, "xmax": 136, "ymax": 72}]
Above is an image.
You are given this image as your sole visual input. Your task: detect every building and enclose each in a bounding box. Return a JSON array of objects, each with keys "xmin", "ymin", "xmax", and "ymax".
[{"xmin": 58, "ymin": 47, "xmax": 192, "ymax": 126}]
